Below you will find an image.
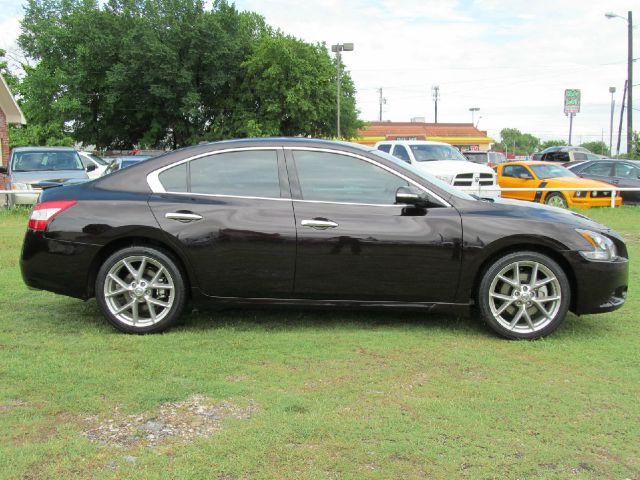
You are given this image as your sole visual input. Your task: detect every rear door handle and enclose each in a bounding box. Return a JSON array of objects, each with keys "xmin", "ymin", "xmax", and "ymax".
[
  {"xmin": 301, "ymin": 219, "xmax": 339, "ymax": 230},
  {"xmin": 165, "ymin": 212, "xmax": 203, "ymax": 222}
]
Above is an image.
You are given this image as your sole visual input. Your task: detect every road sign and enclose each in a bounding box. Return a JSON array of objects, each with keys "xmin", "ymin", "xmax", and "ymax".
[{"xmin": 564, "ymin": 89, "xmax": 581, "ymax": 114}]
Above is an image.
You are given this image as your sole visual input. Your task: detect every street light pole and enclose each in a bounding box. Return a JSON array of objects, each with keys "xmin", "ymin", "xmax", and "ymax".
[
  {"xmin": 605, "ymin": 11, "xmax": 633, "ymax": 155},
  {"xmin": 469, "ymin": 107, "xmax": 480, "ymax": 125},
  {"xmin": 609, "ymin": 86, "xmax": 616, "ymax": 155},
  {"xmin": 331, "ymin": 43, "xmax": 354, "ymax": 139}
]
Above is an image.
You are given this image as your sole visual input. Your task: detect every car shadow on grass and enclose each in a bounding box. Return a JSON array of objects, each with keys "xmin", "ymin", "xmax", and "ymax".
[{"xmin": 41, "ymin": 296, "xmax": 609, "ymax": 340}]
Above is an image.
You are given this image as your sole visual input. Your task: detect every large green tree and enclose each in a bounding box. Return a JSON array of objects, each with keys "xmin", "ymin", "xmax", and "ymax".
[
  {"xmin": 539, "ymin": 139, "xmax": 567, "ymax": 150},
  {"xmin": 16, "ymin": 0, "xmax": 361, "ymax": 149},
  {"xmin": 494, "ymin": 128, "xmax": 539, "ymax": 155},
  {"xmin": 579, "ymin": 141, "xmax": 609, "ymax": 156}
]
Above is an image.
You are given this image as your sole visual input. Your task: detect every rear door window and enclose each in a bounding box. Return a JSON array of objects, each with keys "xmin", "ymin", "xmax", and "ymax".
[{"xmin": 158, "ymin": 150, "xmax": 282, "ymax": 198}]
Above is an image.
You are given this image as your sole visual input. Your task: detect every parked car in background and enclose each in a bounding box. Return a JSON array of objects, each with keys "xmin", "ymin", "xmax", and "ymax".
[
  {"xmin": 463, "ymin": 151, "xmax": 507, "ymax": 167},
  {"xmin": 103, "ymin": 155, "xmax": 152, "ymax": 175},
  {"xmin": 495, "ymin": 161, "xmax": 622, "ymax": 208},
  {"xmin": 567, "ymin": 159, "xmax": 640, "ymax": 204},
  {"xmin": 78, "ymin": 151, "xmax": 110, "ymax": 179},
  {"xmin": 21, "ymin": 138, "xmax": 628, "ymax": 340},
  {"xmin": 375, "ymin": 140, "xmax": 500, "ymax": 198},
  {"xmin": 0, "ymin": 147, "xmax": 89, "ymax": 206},
  {"xmin": 538, "ymin": 146, "xmax": 601, "ymax": 163}
]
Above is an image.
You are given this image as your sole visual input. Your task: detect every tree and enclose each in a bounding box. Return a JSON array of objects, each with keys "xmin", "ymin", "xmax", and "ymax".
[
  {"xmin": 16, "ymin": 0, "xmax": 362, "ymax": 149},
  {"xmin": 540, "ymin": 139, "xmax": 567, "ymax": 150},
  {"xmin": 494, "ymin": 128, "xmax": 539, "ymax": 155},
  {"xmin": 580, "ymin": 141, "xmax": 609, "ymax": 156}
]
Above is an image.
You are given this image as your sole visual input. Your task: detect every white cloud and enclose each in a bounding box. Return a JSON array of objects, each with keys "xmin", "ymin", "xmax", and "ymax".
[{"xmin": 236, "ymin": 0, "xmax": 638, "ymax": 146}]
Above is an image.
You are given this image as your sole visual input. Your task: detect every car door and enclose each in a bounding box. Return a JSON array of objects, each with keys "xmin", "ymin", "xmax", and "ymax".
[
  {"xmin": 286, "ymin": 148, "xmax": 462, "ymax": 302},
  {"xmin": 577, "ymin": 161, "xmax": 614, "ymax": 183},
  {"xmin": 498, "ymin": 164, "xmax": 536, "ymax": 202},
  {"xmin": 613, "ymin": 162, "xmax": 640, "ymax": 203},
  {"xmin": 148, "ymin": 148, "xmax": 297, "ymax": 298}
]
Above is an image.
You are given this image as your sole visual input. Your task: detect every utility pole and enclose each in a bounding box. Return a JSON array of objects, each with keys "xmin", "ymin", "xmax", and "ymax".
[
  {"xmin": 617, "ymin": 80, "xmax": 627, "ymax": 156},
  {"xmin": 432, "ymin": 86, "xmax": 440, "ymax": 123},
  {"xmin": 627, "ymin": 11, "xmax": 633, "ymax": 155},
  {"xmin": 609, "ymin": 86, "xmax": 616, "ymax": 155},
  {"xmin": 378, "ymin": 88, "xmax": 386, "ymax": 122}
]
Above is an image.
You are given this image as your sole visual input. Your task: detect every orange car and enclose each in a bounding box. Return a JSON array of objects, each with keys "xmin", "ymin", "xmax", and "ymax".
[{"xmin": 495, "ymin": 161, "xmax": 622, "ymax": 208}]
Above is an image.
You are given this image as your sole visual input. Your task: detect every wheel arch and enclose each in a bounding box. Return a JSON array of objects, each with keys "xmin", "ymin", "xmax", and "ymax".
[
  {"xmin": 470, "ymin": 241, "xmax": 578, "ymax": 312},
  {"xmin": 86, "ymin": 235, "xmax": 194, "ymax": 299}
]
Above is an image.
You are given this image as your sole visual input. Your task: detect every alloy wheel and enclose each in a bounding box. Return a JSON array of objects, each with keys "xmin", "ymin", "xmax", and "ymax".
[
  {"xmin": 103, "ymin": 255, "xmax": 175, "ymax": 327},
  {"xmin": 488, "ymin": 260, "xmax": 562, "ymax": 334}
]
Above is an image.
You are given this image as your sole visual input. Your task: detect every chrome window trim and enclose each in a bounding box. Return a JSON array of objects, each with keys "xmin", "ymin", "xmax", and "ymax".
[{"xmin": 146, "ymin": 145, "xmax": 451, "ymax": 207}]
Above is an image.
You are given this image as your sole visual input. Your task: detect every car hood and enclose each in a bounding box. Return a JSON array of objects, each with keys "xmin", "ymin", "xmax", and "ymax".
[
  {"xmin": 489, "ymin": 197, "xmax": 613, "ymax": 234},
  {"xmin": 10, "ymin": 170, "xmax": 89, "ymax": 184},
  {"xmin": 545, "ymin": 176, "xmax": 614, "ymax": 188},
  {"xmin": 412, "ymin": 160, "xmax": 494, "ymax": 175}
]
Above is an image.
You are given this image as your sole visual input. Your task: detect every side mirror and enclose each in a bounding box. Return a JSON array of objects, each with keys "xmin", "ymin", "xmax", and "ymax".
[
  {"xmin": 519, "ymin": 172, "xmax": 533, "ymax": 179},
  {"xmin": 86, "ymin": 164, "xmax": 97, "ymax": 172},
  {"xmin": 0, "ymin": 165, "xmax": 7, "ymax": 175},
  {"xmin": 395, "ymin": 186, "xmax": 433, "ymax": 207}
]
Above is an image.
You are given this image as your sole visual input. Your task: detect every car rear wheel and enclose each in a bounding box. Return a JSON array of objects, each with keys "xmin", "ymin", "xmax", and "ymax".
[
  {"xmin": 477, "ymin": 251, "xmax": 570, "ymax": 340},
  {"xmin": 95, "ymin": 246, "xmax": 186, "ymax": 334},
  {"xmin": 544, "ymin": 192, "xmax": 568, "ymax": 208}
]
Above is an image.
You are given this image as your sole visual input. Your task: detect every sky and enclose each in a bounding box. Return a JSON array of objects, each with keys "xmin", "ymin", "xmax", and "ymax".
[{"xmin": 1, "ymin": 0, "xmax": 638, "ymax": 150}]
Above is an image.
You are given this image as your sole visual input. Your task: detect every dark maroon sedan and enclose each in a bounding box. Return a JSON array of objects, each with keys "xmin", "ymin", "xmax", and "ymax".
[{"xmin": 20, "ymin": 139, "xmax": 628, "ymax": 339}]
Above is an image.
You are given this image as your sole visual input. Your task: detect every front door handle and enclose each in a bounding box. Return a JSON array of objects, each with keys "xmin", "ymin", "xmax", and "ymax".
[
  {"xmin": 301, "ymin": 219, "xmax": 339, "ymax": 230},
  {"xmin": 165, "ymin": 212, "xmax": 203, "ymax": 222}
]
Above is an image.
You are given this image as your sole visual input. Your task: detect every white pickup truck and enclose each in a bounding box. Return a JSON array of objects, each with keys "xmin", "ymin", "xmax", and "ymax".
[{"xmin": 374, "ymin": 140, "xmax": 500, "ymax": 199}]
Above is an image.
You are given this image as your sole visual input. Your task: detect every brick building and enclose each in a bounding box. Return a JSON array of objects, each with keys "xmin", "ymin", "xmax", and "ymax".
[
  {"xmin": 354, "ymin": 121, "xmax": 494, "ymax": 152},
  {"xmin": 0, "ymin": 75, "xmax": 26, "ymax": 166}
]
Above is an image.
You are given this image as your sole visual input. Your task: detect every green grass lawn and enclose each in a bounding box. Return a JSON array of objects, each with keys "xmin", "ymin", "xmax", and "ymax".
[{"xmin": 0, "ymin": 206, "xmax": 638, "ymax": 479}]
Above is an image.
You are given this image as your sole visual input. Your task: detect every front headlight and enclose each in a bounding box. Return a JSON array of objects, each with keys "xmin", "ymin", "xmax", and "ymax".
[
  {"xmin": 576, "ymin": 229, "xmax": 617, "ymax": 261},
  {"xmin": 574, "ymin": 191, "xmax": 585, "ymax": 198},
  {"xmin": 10, "ymin": 182, "xmax": 30, "ymax": 191}
]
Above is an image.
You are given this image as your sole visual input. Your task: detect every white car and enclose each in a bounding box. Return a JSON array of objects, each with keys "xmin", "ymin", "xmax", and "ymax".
[
  {"xmin": 78, "ymin": 151, "xmax": 110, "ymax": 179},
  {"xmin": 375, "ymin": 140, "xmax": 500, "ymax": 199}
]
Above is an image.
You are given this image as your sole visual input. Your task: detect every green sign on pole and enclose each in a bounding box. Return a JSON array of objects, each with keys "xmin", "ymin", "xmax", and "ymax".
[{"xmin": 564, "ymin": 89, "xmax": 581, "ymax": 114}]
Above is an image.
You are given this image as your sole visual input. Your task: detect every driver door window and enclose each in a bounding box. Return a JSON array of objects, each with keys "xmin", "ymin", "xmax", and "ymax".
[
  {"xmin": 293, "ymin": 151, "xmax": 408, "ymax": 205},
  {"xmin": 391, "ymin": 145, "xmax": 411, "ymax": 163}
]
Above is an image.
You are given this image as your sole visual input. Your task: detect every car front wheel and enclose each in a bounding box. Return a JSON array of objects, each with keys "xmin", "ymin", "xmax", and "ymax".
[
  {"xmin": 544, "ymin": 192, "xmax": 568, "ymax": 208},
  {"xmin": 95, "ymin": 246, "xmax": 186, "ymax": 334},
  {"xmin": 477, "ymin": 251, "xmax": 570, "ymax": 340}
]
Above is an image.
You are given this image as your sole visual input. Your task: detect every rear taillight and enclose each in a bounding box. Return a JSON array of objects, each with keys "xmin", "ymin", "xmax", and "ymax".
[{"xmin": 28, "ymin": 200, "xmax": 77, "ymax": 231}]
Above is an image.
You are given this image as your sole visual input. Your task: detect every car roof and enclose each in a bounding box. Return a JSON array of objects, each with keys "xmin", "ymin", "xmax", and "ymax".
[
  {"xmin": 12, "ymin": 146, "xmax": 77, "ymax": 152},
  {"xmin": 375, "ymin": 140, "xmax": 450, "ymax": 146},
  {"xmin": 501, "ymin": 161, "xmax": 564, "ymax": 167}
]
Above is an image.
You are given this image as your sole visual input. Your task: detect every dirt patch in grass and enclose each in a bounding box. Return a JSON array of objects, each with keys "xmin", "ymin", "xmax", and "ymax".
[
  {"xmin": 0, "ymin": 399, "xmax": 28, "ymax": 412},
  {"xmin": 83, "ymin": 395, "xmax": 258, "ymax": 447}
]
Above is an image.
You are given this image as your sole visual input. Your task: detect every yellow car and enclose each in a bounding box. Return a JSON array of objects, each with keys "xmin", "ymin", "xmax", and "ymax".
[{"xmin": 495, "ymin": 161, "xmax": 622, "ymax": 208}]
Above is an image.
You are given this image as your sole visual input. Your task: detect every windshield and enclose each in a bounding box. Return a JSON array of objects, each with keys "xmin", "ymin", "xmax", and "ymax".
[
  {"xmin": 370, "ymin": 149, "xmax": 476, "ymax": 201},
  {"xmin": 11, "ymin": 150, "xmax": 84, "ymax": 172},
  {"xmin": 467, "ymin": 153, "xmax": 488, "ymax": 163},
  {"xmin": 530, "ymin": 164, "xmax": 576, "ymax": 179},
  {"xmin": 409, "ymin": 144, "xmax": 468, "ymax": 162},
  {"xmin": 87, "ymin": 153, "xmax": 108, "ymax": 165}
]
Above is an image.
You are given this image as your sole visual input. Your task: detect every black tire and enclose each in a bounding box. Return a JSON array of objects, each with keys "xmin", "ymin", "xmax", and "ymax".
[
  {"xmin": 95, "ymin": 246, "xmax": 186, "ymax": 334},
  {"xmin": 544, "ymin": 192, "xmax": 568, "ymax": 208},
  {"xmin": 477, "ymin": 251, "xmax": 571, "ymax": 340}
]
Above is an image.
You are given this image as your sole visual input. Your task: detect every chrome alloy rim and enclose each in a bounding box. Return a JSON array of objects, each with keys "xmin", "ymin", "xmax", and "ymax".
[
  {"xmin": 488, "ymin": 261, "xmax": 562, "ymax": 333},
  {"xmin": 103, "ymin": 255, "xmax": 175, "ymax": 327},
  {"xmin": 546, "ymin": 195, "xmax": 567, "ymax": 208}
]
